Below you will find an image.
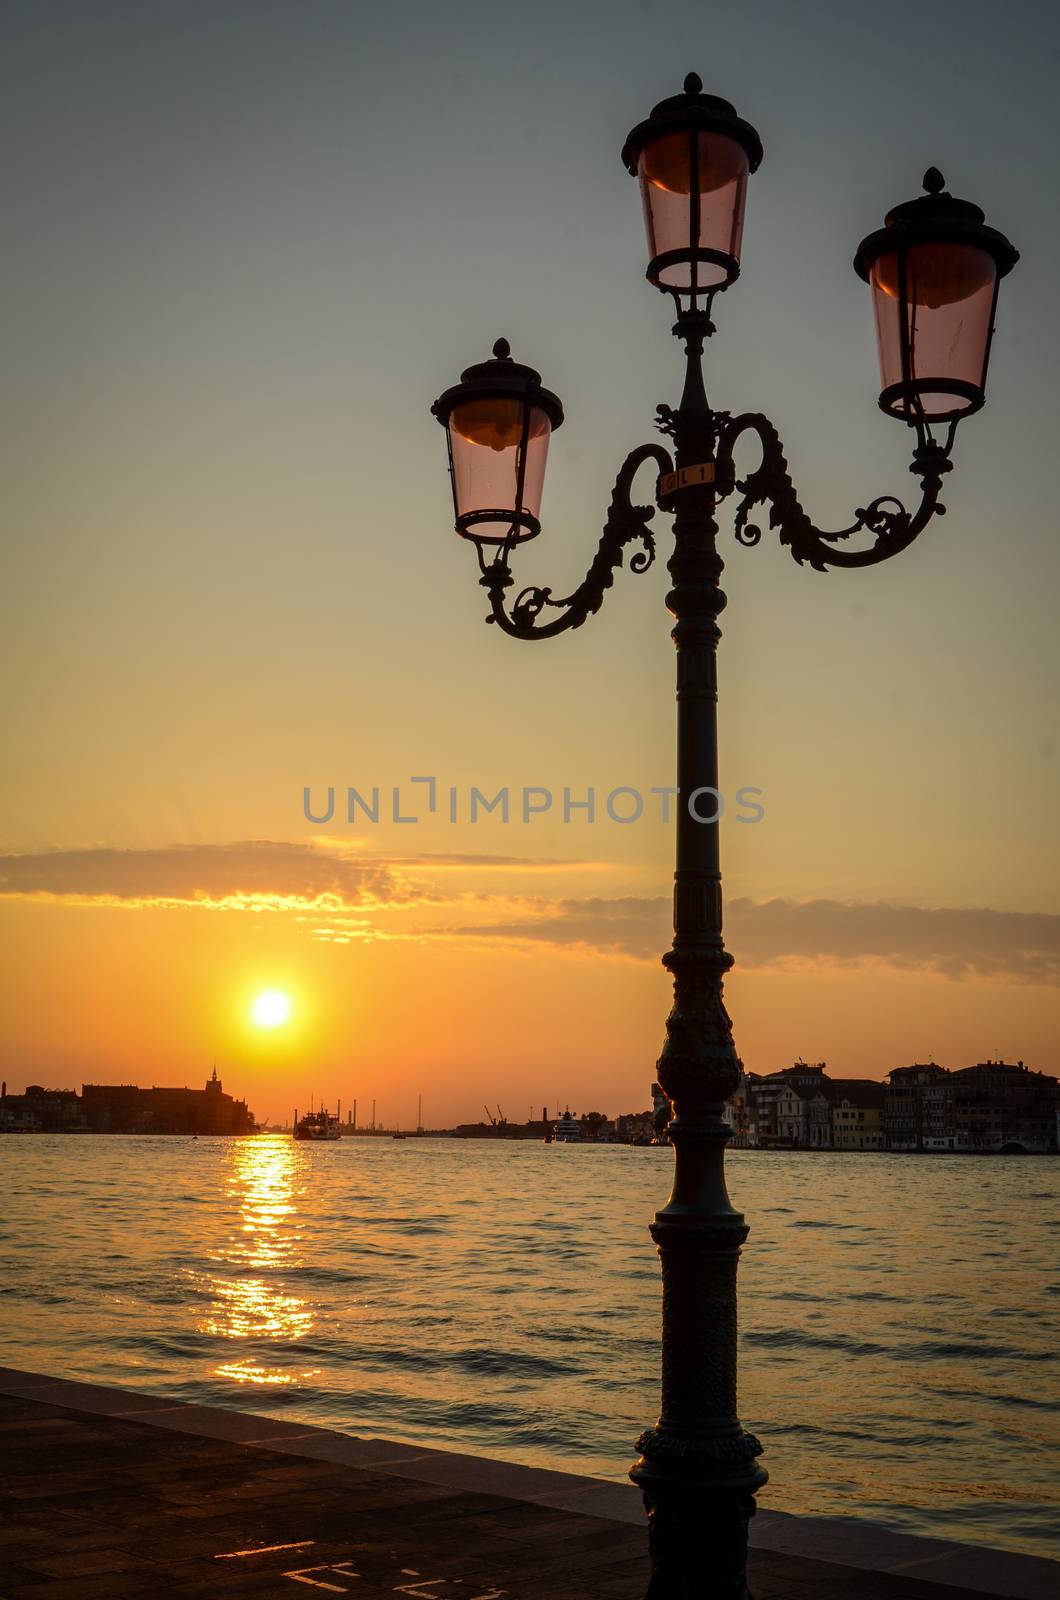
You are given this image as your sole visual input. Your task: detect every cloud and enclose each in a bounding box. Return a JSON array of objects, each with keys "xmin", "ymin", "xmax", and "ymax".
[
  {"xmin": 727, "ymin": 897, "xmax": 1060, "ymax": 986},
  {"xmin": 447, "ymin": 896, "xmax": 670, "ymax": 959},
  {"xmin": 3, "ymin": 842, "xmax": 1057, "ymax": 986},
  {"xmin": 0, "ymin": 841, "xmax": 601, "ymax": 914},
  {"xmin": 0, "ymin": 841, "xmax": 401, "ymax": 911},
  {"xmin": 391, "ymin": 854, "xmax": 605, "ymax": 870},
  {"xmin": 446, "ymin": 894, "xmax": 1060, "ymax": 986}
]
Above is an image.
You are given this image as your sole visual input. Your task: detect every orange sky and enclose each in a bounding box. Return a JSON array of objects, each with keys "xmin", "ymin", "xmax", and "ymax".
[
  {"xmin": 2, "ymin": 4, "xmax": 1058, "ymax": 1124},
  {"xmin": 1, "ymin": 828, "xmax": 1057, "ymax": 1125}
]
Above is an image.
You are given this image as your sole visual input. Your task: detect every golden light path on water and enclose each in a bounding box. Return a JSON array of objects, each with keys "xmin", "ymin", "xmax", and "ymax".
[{"xmin": 200, "ymin": 1135, "xmax": 318, "ymax": 1387}]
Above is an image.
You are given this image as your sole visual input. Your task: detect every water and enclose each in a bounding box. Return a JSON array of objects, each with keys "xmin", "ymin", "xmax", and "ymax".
[{"xmin": 0, "ymin": 1137, "xmax": 1056, "ymax": 1559}]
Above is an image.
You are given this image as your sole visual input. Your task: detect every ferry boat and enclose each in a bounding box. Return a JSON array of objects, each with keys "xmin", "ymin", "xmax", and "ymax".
[
  {"xmin": 553, "ymin": 1109, "xmax": 582, "ymax": 1144},
  {"xmin": 293, "ymin": 1108, "xmax": 341, "ymax": 1141}
]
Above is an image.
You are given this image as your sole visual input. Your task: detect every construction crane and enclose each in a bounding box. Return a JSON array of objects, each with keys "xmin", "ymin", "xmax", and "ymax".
[
  {"xmin": 496, "ymin": 1104, "xmax": 506, "ymax": 1125},
  {"xmin": 483, "ymin": 1104, "xmax": 497, "ymax": 1126}
]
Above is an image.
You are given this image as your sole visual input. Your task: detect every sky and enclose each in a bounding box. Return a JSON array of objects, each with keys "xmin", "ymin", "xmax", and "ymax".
[{"xmin": 2, "ymin": 0, "xmax": 1058, "ymax": 1127}]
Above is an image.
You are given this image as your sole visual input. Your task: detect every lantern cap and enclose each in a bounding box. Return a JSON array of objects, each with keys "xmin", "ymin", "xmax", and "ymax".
[
  {"xmin": 621, "ymin": 73, "xmax": 763, "ymax": 177},
  {"xmin": 431, "ymin": 338, "xmax": 564, "ymax": 431},
  {"xmin": 854, "ymin": 169, "xmax": 1019, "ymax": 282}
]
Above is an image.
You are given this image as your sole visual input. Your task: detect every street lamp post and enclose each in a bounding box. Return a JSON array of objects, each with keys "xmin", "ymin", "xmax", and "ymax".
[{"xmin": 431, "ymin": 75, "xmax": 1017, "ymax": 1600}]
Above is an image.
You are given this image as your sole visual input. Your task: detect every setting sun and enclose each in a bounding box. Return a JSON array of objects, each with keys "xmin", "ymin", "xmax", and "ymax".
[{"xmin": 250, "ymin": 990, "xmax": 292, "ymax": 1029}]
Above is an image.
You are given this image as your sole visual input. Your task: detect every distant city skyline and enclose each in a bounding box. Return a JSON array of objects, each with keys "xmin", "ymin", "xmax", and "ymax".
[{"xmin": 2, "ymin": 1049, "xmax": 1053, "ymax": 1133}]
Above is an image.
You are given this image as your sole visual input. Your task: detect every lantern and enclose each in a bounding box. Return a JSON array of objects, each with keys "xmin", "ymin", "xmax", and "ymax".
[
  {"xmin": 431, "ymin": 339, "xmax": 564, "ymax": 544},
  {"xmin": 622, "ymin": 73, "xmax": 763, "ymax": 298},
  {"xmin": 854, "ymin": 169, "xmax": 1018, "ymax": 423}
]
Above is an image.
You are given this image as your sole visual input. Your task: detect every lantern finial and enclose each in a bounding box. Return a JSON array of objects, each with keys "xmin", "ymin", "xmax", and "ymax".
[
  {"xmin": 492, "ymin": 337, "xmax": 512, "ymax": 361},
  {"xmin": 683, "ymin": 72, "xmax": 703, "ymax": 95},
  {"xmin": 923, "ymin": 167, "xmax": 946, "ymax": 195}
]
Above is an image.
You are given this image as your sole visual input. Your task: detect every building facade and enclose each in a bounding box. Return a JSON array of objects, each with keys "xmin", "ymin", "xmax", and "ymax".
[
  {"xmin": 883, "ymin": 1063, "xmax": 948, "ymax": 1150},
  {"xmin": 951, "ymin": 1062, "xmax": 1057, "ymax": 1153},
  {"xmin": 831, "ymin": 1080, "xmax": 886, "ymax": 1150},
  {"xmin": 807, "ymin": 1089, "xmax": 834, "ymax": 1149},
  {"xmin": 725, "ymin": 1060, "xmax": 1056, "ymax": 1153},
  {"xmin": 883, "ymin": 1061, "xmax": 1057, "ymax": 1153},
  {"xmin": 0, "ymin": 1085, "xmax": 87, "ymax": 1133},
  {"xmin": 1, "ymin": 1069, "xmax": 255, "ymax": 1135},
  {"xmin": 747, "ymin": 1062, "xmax": 829, "ymax": 1148}
]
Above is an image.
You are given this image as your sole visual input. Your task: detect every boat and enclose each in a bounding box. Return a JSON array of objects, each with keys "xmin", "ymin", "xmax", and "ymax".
[
  {"xmin": 553, "ymin": 1109, "xmax": 582, "ymax": 1144},
  {"xmin": 293, "ymin": 1108, "xmax": 341, "ymax": 1141}
]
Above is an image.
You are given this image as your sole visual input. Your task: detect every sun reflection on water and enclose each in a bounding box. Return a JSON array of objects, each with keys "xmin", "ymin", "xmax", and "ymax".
[
  {"xmin": 214, "ymin": 1359, "xmax": 300, "ymax": 1386},
  {"xmin": 200, "ymin": 1135, "xmax": 320, "ymax": 1387}
]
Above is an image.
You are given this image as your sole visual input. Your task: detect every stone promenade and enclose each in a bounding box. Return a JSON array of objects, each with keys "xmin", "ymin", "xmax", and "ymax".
[{"xmin": 1, "ymin": 1371, "xmax": 1055, "ymax": 1600}]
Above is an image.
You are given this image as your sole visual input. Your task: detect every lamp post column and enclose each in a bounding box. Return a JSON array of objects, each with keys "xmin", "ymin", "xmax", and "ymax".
[
  {"xmin": 433, "ymin": 81, "xmax": 1017, "ymax": 1600},
  {"xmin": 631, "ymin": 320, "xmax": 767, "ymax": 1599}
]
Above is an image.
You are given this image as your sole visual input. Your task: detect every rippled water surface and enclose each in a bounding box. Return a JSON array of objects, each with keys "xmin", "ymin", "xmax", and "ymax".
[{"xmin": 1, "ymin": 1137, "xmax": 1056, "ymax": 1558}]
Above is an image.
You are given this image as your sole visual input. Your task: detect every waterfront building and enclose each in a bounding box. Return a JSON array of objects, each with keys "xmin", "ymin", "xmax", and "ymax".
[
  {"xmin": 80, "ymin": 1069, "xmax": 255, "ymax": 1135},
  {"xmin": 774, "ymin": 1081, "xmax": 814, "ymax": 1147},
  {"xmin": 0, "ymin": 1085, "xmax": 87, "ymax": 1133},
  {"xmin": 883, "ymin": 1063, "xmax": 949, "ymax": 1150},
  {"xmin": 1, "ymin": 1070, "xmax": 256, "ymax": 1136},
  {"xmin": 746, "ymin": 1062, "xmax": 828, "ymax": 1148},
  {"xmin": 883, "ymin": 1060, "xmax": 1057, "ymax": 1153},
  {"xmin": 831, "ymin": 1080, "xmax": 886, "ymax": 1150},
  {"xmin": 615, "ymin": 1108, "xmax": 655, "ymax": 1143},
  {"xmin": 921, "ymin": 1072, "xmax": 956, "ymax": 1151},
  {"xmin": 807, "ymin": 1088, "xmax": 834, "ymax": 1149},
  {"xmin": 722, "ymin": 1066, "xmax": 754, "ymax": 1147},
  {"xmin": 951, "ymin": 1061, "xmax": 1057, "ymax": 1154}
]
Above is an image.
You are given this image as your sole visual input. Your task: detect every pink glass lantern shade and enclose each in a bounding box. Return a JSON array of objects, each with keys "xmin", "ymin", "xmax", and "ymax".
[
  {"xmin": 623, "ymin": 75, "xmax": 762, "ymax": 299},
  {"xmin": 448, "ymin": 400, "xmax": 552, "ymax": 543},
  {"xmin": 855, "ymin": 170, "xmax": 1018, "ymax": 425},
  {"xmin": 638, "ymin": 130, "xmax": 749, "ymax": 293},
  {"xmin": 432, "ymin": 341, "xmax": 564, "ymax": 545},
  {"xmin": 870, "ymin": 243, "xmax": 996, "ymax": 420}
]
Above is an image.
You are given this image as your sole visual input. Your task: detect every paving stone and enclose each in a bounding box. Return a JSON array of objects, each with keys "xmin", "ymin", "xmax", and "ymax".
[
  {"xmin": 0, "ymin": 1568, "xmax": 50, "ymax": 1592},
  {"xmin": 26, "ymin": 1549, "xmax": 157, "ymax": 1580},
  {"xmin": 0, "ymin": 1392, "xmax": 1046, "ymax": 1600},
  {"xmin": 5, "ymin": 1575, "xmax": 156, "ymax": 1600}
]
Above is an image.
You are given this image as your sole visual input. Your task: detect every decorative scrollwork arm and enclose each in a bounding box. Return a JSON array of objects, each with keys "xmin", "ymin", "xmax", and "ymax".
[
  {"xmin": 716, "ymin": 413, "xmax": 953, "ymax": 571},
  {"xmin": 480, "ymin": 442, "xmax": 673, "ymax": 638}
]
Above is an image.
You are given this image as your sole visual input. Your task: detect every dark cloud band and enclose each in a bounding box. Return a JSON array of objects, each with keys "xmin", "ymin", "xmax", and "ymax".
[{"xmin": 2, "ymin": 844, "xmax": 1056, "ymax": 986}]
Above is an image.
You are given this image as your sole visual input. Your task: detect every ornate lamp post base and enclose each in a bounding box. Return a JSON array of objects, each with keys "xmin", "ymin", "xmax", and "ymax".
[
  {"xmin": 631, "ymin": 1118, "xmax": 767, "ymax": 1600},
  {"xmin": 635, "ymin": 1481, "xmax": 761, "ymax": 1600}
]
